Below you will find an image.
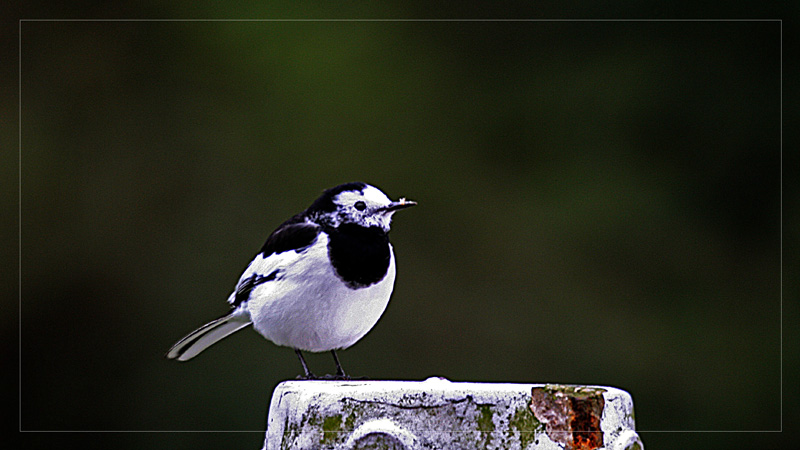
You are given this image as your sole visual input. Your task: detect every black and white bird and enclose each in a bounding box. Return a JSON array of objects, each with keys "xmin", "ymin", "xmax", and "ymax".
[{"xmin": 166, "ymin": 182, "xmax": 416, "ymax": 378}]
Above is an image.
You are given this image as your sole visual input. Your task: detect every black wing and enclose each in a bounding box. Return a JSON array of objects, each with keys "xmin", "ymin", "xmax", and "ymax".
[
  {"xmin": 232, "ymin": 269, "xmax": 280, "ymax": 307},
  {"xmin": 259, "ymin": 217, "xmax": 320, "ymax": 257}
]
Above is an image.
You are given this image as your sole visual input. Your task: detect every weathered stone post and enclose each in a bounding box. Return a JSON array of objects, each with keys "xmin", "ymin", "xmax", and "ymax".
[{"xmin": 263, "ymin": 377, "xmax": 643, "ymax": 450}]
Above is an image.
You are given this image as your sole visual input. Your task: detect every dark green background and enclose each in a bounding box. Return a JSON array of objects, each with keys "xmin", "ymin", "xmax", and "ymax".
[{"xmin": 8, "ymin": 5, "xmax": 796, "ymax": 450}]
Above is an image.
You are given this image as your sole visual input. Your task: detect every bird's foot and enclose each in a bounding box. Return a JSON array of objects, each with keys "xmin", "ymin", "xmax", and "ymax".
[
  {"xmin": 317, "ymin": 373, "xmax": 350, "ymax": 381},
  {"xmin": 313, "ymin": 373, "xmax": 370, "ymax": 381}
]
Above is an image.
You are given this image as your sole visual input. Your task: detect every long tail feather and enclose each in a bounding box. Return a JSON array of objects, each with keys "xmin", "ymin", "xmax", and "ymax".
[{"xmin": 166, "ymin": 314, "xmax": 251, "ymax": 361}]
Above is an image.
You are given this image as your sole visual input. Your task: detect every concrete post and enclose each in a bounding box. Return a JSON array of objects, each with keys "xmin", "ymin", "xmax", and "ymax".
[{"xmin": 264, "ymin": 377, "xmax": 643, "ymax": 450}]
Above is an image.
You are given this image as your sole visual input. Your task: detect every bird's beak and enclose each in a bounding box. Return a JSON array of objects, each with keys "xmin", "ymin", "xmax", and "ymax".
[{"xmin": 379, "ymin": 198, "xmax": 417, "ymax": 213}]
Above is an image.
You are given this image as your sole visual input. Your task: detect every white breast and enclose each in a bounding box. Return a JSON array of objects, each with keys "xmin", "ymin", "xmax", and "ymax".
[{"xmin": 245, "ymin": 233, "xmax": 396, "ymax": 352}]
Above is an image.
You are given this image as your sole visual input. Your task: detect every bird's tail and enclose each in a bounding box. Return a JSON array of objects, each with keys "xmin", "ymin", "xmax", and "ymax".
[{"xmin": 166, "ymin": 313, "xmax": 251, "ymax": 361}]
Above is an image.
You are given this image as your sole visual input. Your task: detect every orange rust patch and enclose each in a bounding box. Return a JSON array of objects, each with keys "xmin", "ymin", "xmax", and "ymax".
[{"xmin": 530, "ymin": 386, "xmax": 604, "ymax": 450}]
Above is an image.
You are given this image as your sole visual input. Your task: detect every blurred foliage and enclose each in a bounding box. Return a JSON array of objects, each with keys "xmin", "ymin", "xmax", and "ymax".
[{"xmin": 8, "ymin": 6, "xmax": 796, "ymax": 450}]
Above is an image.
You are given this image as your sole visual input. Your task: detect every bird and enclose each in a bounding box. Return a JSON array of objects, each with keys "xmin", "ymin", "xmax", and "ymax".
[{"xmin": 166, "ymin": 182, "xmax": 416, "ymax": 378}]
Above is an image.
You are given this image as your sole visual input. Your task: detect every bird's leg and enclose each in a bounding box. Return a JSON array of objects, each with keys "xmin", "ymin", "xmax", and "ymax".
[
  {"xmin": 295, "ymin": 349, "xmax": 315, "ymax": 379},
  {"xmin": 331, "ymin": 350, "xmax": 347, "ymax": 379}
]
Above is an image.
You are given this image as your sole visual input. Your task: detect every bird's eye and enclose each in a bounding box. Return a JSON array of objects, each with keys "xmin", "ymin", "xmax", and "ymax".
[{"xmin": 354, "ymin": 201, "xmax": 367, "ymax": 211}]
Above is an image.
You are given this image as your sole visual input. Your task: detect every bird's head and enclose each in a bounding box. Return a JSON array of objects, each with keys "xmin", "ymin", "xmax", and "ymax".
[{"xmin": 309, "ymin": 182, "xmax": 416, "ymax": 231}]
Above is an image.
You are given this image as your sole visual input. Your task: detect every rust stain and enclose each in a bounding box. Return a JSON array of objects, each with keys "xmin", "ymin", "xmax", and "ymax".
[{"xmin": 530, "ymin": 386, "xmax": 605, "ymax": 450}]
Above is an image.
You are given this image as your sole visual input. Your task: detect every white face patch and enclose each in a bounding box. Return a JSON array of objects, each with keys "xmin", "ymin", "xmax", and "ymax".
[
  {"xmin": 361, "ymin": 185, "xmax": 393, "ymax": 205},
  {"xmin": 336, "ymin": 186, "xmax": 392, "ymax": 209},
  {"xmin": 332, "ymin": 185, "xmax": 396, "ymax": 230}
]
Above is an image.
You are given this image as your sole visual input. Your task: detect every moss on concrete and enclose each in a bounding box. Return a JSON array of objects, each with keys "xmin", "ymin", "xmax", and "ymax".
[
  {"xmin": 508, "ymin": 405, "xmax": 543, "ymax": 449},
  {"xmin": 321, "ymin": 414, "xmax": 344, "ymax": 445}
]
